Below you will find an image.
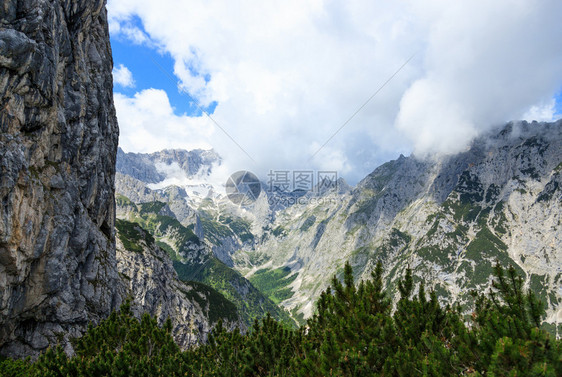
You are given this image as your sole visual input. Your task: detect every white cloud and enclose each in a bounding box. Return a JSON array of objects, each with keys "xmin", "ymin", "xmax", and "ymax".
[
  {"xmin": 396, "ymin": 78, "xmax": 479, "ymax": 157},
  {"xmin": 114, "ymin": 89, "xmax": 214, "ymax": 153},
  {"xmin": 107, "ymin": 0, "xmax": 562, "ymax": 182},
  {"xmin": 394, "ymin": 0, "xmax": 562, "ymax": 157},
  {"xmin": 522, "ymin": 99, "xmax": 557, "ymax": 123},
  {"xmin": 112, "ymin": 64, "xmax": 135, "ymax": 88}
]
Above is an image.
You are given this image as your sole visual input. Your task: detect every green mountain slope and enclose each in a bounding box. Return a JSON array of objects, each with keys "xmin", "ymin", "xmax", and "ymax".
[
  {"xmin": 115, "ymin": 218, "xmax": 239, "ymax": 326},
  {"xmin": 116, "ymin": 198, "xmax": 294, "ymax": 327}
]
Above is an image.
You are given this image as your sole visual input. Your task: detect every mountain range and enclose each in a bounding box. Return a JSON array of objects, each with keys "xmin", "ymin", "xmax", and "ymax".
[{"xmin": 115, "ymin": 120, "xmax": 562, "ymax": 334}]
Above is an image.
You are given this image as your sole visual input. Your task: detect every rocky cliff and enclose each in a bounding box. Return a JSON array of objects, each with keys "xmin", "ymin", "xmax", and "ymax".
[
  {"xmin": 0, "ymin": 0, "xmax": 123, "ymax": 356},
  {"xmin": 0, "ymin": 0, "xmax": 233, "ymax": 358}
]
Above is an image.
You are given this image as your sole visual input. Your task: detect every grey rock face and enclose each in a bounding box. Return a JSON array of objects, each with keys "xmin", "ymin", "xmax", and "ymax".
[
  {"xmin": 162, "ymin": 185, "xmax": 199, "ymax": 226},
  {"xmin": 348, "ymin": 155, "xmax": 433, "ymax": 227},
  {"xmin": 115, "ymin": 172, "xmax": 167, "ymax": 204},
  {"xmin": 0, "ymin": 0, "xmax": 123, "ymax": 357},
  {"xmin": 116, "ymin": 149, "xmax": 166, "ymax": 184}
]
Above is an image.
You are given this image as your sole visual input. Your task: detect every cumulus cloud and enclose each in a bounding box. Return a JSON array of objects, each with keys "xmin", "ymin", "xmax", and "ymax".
[
  {"xmin": 396, "ymin": 0, "xmax": 562, "ymax": 157},
  {"xmin": 112, "ymin": 64, "xmax": 136, "ymax": 88},
  {"xmin": 107, "ymin": 0, "xmax": 562, "ymax": 182},
  {"xmin": 114, "ymin": 89, "xmax": 214, "ymax": 152}
]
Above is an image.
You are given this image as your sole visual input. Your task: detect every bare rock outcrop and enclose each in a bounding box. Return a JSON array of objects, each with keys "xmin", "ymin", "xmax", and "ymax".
[{"xmin": 0, "ymin": 0, "xmax": 121, "ymax": 357}]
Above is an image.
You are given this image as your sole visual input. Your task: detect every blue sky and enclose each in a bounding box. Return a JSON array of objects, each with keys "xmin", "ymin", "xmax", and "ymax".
[
  {"xmin": 111, "ymin": 17, "xmax": 217, "ymax": 117},
  {"xmin": 108, "ymin": 0, "xmax": 562, "ymax": 184}
]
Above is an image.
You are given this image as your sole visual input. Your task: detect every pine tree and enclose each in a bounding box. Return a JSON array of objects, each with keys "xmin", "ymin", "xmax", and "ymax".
[
  {"xmin": 1, "ymin": 260, "xmax": 560, "ymax": 377},
  {"xmin": 465, "ymin": 263, "xmax": 561, "ymax": 376}
]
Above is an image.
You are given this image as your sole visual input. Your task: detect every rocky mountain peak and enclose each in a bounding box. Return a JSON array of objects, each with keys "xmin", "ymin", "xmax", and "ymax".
[{"xmin": 116, "ymin": 147, "xmax": 221, "ymax": 184}]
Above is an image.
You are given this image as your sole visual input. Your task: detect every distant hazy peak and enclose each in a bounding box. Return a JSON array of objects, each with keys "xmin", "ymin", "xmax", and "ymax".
[{"xmin": 116, "ymin": 147, "xmax": 221, "ymax": 184}]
